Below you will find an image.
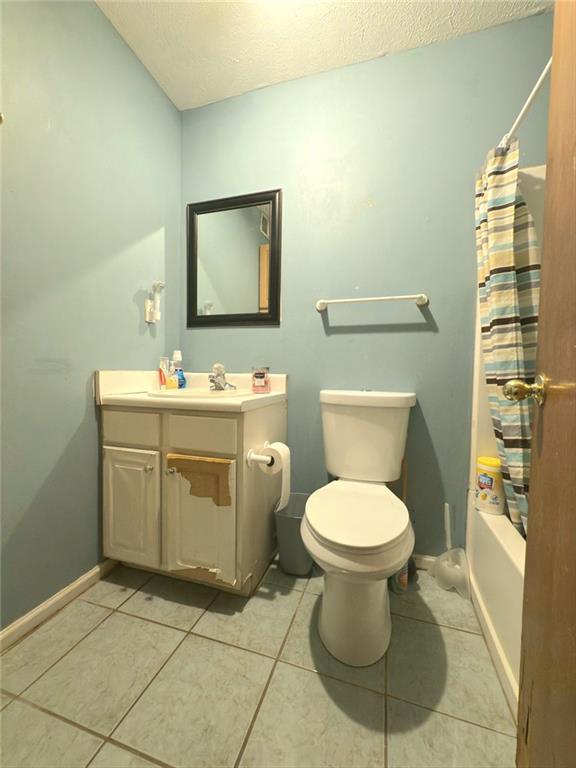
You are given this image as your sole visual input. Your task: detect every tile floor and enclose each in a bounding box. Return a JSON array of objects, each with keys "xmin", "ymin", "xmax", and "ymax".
[{"xmin": 0, "ymin": 564, "xmax": 517, "ymax": 768}]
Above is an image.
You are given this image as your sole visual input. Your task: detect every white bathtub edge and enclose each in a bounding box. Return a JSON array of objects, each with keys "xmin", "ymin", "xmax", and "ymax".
[{"xmin": 470, "ymin": 567, "xmax": 520, "ymax": 722}]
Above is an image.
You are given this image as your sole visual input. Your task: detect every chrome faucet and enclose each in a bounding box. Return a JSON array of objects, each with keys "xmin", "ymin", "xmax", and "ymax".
[{"xmin": 208, "ymin": 363, "xmax": 236, "ymax": 391}]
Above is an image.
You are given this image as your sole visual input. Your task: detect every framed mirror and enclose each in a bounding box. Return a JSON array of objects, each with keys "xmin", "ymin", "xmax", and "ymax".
[{"xmin": 187, "ymin": 189, "xmax": 282, "ymax": 327}]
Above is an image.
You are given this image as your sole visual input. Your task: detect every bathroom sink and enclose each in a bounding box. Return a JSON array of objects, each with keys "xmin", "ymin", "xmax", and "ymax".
[
  {"xmin": 96, "ymin": 370, "xmax": 286, "ymax": 412},
  {"xmin": 149, "ymin": 389, "xmax": 250, "ymax": 398}
]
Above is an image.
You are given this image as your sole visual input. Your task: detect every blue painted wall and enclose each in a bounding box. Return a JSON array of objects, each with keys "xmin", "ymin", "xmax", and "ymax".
[
  {"xmin": 1, "ymin": 1, "xmax": 181, "ymax": 626},
  {"xmin": 180, "ymin": 13, "xmax": 552, "ymax": 555}
]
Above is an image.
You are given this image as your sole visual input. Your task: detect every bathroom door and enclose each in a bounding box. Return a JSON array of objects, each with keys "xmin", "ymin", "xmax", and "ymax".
[{"xmin": 517, "ymin": 3, "xmax": 576, "ymax": 766}]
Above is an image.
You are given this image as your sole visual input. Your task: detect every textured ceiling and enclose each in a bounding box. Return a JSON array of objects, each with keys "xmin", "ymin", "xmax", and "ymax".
[{"xmin": 96, "ymin": 1, "xmax": 552, "ymax": 111}]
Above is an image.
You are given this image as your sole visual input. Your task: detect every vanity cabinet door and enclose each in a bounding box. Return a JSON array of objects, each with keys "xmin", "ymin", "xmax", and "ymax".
[
  {"xmin": 164, "ymin": 454, "xmax": 237, "ymax": 586},
  {"xmin": 103, "ymin": 446, "xmax": 160, "ymax": 568}
]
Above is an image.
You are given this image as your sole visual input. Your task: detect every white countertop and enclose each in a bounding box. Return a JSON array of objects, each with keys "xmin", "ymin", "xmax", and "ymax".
[{"xmin": 95, "ymin": 371, "xmax": 287, "ymax": 413}]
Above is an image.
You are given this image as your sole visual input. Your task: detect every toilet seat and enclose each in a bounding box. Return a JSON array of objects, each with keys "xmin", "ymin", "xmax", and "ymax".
[
  {"xmin": 305, "ymin": 480, "xmax": 410, "ymax": 555},
  {"xmin": 301, "ymin": 478, "xmax": 415, "ymax": 664}
]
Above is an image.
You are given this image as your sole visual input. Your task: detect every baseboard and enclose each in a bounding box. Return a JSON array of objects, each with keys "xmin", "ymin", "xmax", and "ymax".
[
  {"xmin": 413, "ymin": 554, "xmax": 436, "ymax": 570},
  {"xmin": 470, "ymin": 570, "xmax": 519, "ymax": 721},
  {"xmin": 0, "ymin": 559, "xmax": 117, "ymax": 652}
]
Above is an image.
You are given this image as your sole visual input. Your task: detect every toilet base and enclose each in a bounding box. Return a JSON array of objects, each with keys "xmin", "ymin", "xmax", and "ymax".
[{"xmin": 318, "ymin": 573, "xmax": 391, "ymax": 667}]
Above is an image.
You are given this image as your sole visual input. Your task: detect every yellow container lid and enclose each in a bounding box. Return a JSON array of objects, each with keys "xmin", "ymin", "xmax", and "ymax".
[{"xmin": 477, "ymin": 456, "xmax": 501, "ymax": 469}]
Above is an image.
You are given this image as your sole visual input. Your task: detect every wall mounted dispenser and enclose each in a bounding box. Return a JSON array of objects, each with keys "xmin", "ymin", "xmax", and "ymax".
[{"xmin": 145, "ymin": 281, "xmax": 165, "ymax": 324}]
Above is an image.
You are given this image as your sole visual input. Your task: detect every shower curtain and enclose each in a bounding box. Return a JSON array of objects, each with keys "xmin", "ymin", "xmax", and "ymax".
[{"xmin": 475, "ymin": 138, "xmax": 541, "ymax": 536}]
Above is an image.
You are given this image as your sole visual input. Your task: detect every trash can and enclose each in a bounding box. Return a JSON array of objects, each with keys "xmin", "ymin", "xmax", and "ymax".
[{"xmin": 275, "ymin": 492, "xmax": 313, "ymax": 577}]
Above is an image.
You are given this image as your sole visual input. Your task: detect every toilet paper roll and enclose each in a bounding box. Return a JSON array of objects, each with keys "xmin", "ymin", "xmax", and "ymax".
[{"xmin": 256, "ymin": 442, "xmax": 291, "ymax": 512}]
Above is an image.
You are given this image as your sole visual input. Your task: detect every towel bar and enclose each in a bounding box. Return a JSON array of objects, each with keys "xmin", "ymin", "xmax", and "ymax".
[{"xmin": 315, "ymin": 294, "xmax": 429, "ymax": 312}]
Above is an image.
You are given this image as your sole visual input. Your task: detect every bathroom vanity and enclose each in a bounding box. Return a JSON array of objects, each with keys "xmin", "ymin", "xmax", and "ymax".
[{"xmin": 94, "ymin": 371, "xmax": 287, "ymax": 595}]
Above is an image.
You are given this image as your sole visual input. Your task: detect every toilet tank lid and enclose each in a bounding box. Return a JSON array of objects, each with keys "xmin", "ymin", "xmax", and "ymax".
[{"xmin": 320, "ymin": 390, "xmax": 416, "ymax": 407}]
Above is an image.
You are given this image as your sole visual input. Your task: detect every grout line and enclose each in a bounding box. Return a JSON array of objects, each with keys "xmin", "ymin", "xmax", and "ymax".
[
  {"xmin": 276, "ymin": 660, "xmax": 389, "ymax": 702},
  {"xmin": 277, "ymin": 657, "xmax": 385, "ymax": 696},
  {"xmin": 80, "ymin": 597, "xmax": 118, "ymax": 610},
  {"xmin": 106, "ymin": 737, "xmax": 176, "ymax": 768},
  {"xmin": 385, "ymin": 693, "xmax": 517, "ymax": 739},
  {"xmin": 189, "ymin": 629, "xmax": 276, "ymax": 661},
  {"xmin": 80, "ymin": 570, "xmax": 156, "ymax": 613},
  {"xmin": 261, "ymin": 578, "xmax": 309, "ymax": 594},
  {"xmin": 0, "ymin": 691, "xmax": 14, "ymax": 710},
  {"xmin": 112, "ymin": 572, "xmax": 157, "ymax": 610},
  {"xmin": 116, "ymin": 607, "xmax": 203, "ymax": 633},
  {"xmin": 232, "ymin": 588, "xmax": 307, "ymax": 768},
  {"xmin": 85, "ymin": 736, "xmax": 176, "ymax": 768},
  {"xmin": 390, "ymin": 610, "xmax": 482, "ymax": 636},
  {"xmin": 12, "ymin": 697, "xmax": 108, "ymax": 740},
  {"xmin": 84, "ymin": 742, "xmax": 107, "ymax": 768},
  {"xmin": 186, "ymin": 593, "xmax": 224, "ymax": 634}
]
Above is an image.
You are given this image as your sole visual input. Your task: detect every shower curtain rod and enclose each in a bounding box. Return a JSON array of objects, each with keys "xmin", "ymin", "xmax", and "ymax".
[{"xmin": 498, "ymin": 57, "xmax": 552, "ymax": 149}]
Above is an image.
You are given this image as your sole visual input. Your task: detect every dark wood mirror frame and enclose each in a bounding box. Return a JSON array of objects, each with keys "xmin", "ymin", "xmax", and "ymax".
[{"xmin": 186, "ymin": 189, "xmax": 282, "ymax": 328}]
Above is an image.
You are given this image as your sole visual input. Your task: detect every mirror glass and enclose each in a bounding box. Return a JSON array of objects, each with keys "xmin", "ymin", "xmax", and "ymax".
[
  {"xmin": 187, "ymin": 190, "xmax": 281, "ymax": 327},
  {"xmin": 196, "ymin": 204, "xmax": 271, "ymax": 316}
]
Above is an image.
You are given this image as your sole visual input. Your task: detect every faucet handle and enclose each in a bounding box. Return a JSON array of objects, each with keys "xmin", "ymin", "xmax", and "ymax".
[{"xmin": 212, "ymin": 362, "xmax": 226, "ymax": 376}]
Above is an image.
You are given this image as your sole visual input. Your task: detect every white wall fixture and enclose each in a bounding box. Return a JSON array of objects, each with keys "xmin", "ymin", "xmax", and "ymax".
[
  {"xmin": 145, "ymin": 280, "xmax": 165, "ymax": 324},
  {"xmin": 315, "ymin": 293, "xmax": 429, "ymax": 312}
]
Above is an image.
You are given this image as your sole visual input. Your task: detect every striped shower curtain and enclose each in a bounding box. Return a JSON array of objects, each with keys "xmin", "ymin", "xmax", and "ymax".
[{"xmin": 475, "ymin": 138, "xmax": 541, "ymax": 536}]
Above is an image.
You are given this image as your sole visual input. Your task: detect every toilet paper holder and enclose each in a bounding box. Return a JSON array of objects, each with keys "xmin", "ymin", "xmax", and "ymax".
[
  {"xmin": 246, "ymin": 441, "xmax": 291, "ymax": 513},
  {"xmin": 246, "ymin": 448, "xmax": 275, "ymax": 468}
]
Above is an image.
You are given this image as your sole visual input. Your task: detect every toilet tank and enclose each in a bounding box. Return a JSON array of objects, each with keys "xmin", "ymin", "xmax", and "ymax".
[{"xmin": 320, "ymin": 390, "xmax": 416, "ymax": 482}]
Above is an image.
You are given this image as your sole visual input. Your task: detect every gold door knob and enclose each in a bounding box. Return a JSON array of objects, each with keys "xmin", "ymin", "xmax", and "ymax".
[{"xmin": 503, "ymin": 374, "xmax": 546, "ymax": 406}]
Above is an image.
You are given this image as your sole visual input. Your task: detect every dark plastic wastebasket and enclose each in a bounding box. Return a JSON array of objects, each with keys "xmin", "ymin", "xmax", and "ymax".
[{"xmin": 274, "ymin": 493, "xmax": 313, "ymax": 577}]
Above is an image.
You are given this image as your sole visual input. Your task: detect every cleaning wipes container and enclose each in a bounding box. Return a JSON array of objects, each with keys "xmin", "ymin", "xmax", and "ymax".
[{"xmin": 475, "ymin": 456, "xmax": 504, "ymax": 515}]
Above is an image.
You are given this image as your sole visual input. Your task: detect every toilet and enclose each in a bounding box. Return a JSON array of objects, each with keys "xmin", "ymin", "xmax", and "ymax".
[{"xmin": 301, "ymin": 389, "xmax": 416, "ymax": 667}]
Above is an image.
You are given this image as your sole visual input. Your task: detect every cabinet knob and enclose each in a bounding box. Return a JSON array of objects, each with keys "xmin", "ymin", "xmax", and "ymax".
[
  {"xmin": 144, "ymin": 464, "xmax": 154, "ymax": 473},
  {"xmin": 166, "ymin": 467, "xmax": 176, "ymax": 474}
]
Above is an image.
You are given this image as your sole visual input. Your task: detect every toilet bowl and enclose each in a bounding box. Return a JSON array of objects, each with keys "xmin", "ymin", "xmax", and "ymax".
[{"xmin": 302, "ymin": 389, "xmax": 416, "ymax": 667}]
